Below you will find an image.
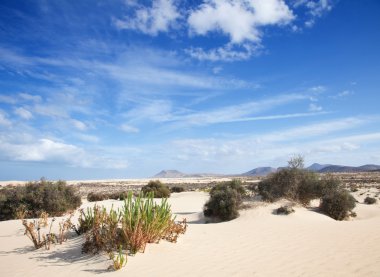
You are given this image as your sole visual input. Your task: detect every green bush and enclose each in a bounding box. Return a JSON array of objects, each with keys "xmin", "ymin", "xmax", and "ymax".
[
  {"xmin": 364, "ymin": 196, "xmax": 377, "ymax": 205},
  {"xmin": 170, "ymin": 186, "xmax": 185, "ymax": 193},
  {"xmin": 319, "ymin": 190, "xmax": 356, "ymax": 220},
  {"xmin": 141, "ymin": 180, "xmax": 170, "ymax": 198},
  {"xmin": 203, "ymin": 180, "xmax": 246, "ymax": 222},
  {"xmin": 0, "ymin": 179, "xmax": 81, "ymax": 221}
]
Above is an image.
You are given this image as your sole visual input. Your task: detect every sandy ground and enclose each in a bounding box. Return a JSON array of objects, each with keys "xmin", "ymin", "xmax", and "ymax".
[{"xmin": 1, "ymin": 190, "xmax": 380, "ymax": 277}]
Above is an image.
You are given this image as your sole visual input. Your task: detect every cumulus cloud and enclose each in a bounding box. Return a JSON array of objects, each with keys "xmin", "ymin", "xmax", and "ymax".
[
  {"xmin": 114, "ymin": 0, "xmax": 180, "ymax": 35},
  {"xmin": 188, "ymin": 0, "xmax": 294, "ymax": 44},
  {"xmin": 0, "ymin": 136, "xmax": 128, "ymax": 169}
]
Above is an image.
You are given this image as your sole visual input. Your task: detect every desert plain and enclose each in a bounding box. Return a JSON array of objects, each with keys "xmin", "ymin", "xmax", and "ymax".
[{"xmin": 1, "ymin": 173, "xmax": 380, "ymax": 277}]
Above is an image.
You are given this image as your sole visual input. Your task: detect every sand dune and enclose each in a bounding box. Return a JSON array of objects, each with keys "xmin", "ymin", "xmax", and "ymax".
[{"xmin": 1, "ymin": 191, "xmax": 379, "ymax": 276}]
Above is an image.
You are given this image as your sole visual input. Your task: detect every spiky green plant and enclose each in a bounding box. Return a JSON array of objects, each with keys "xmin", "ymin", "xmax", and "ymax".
[{"xmin": 111, "ymin": 245, "xmax": 127, "ymax": 270}]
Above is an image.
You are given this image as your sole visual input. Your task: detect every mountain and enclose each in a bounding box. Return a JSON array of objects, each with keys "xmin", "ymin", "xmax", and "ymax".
[
  {"xmin": 358, "ymin": 164, "xmax": 380, "ymax": 171},
  {"xmin": 153, "ymin": 170, "xmax": 223, "ymax": 178},
  {"xmin": 241, "ymin": 167, "xmax": 277, "ymax": 176},
  {"xmin": 318, "ymin": 164, "xmax": 380, "ymax": 173},
  {"xmin": 153, "ymin": 170, "xmax": 187, "ymax": 178},
  {"xmin": 307, "ymin": 163, "xmax": 332, "ymax": 172}
]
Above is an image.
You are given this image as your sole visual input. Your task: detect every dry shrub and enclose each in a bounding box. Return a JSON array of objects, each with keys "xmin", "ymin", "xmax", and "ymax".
[
  {"xmin": 203, "ymin": 180, "xmax": 246, "ymax": 222},
  {"xmin": 276, "ymin": 205, "xmax": 295, "ymax": 215},
  {"xmin": 319, "ymin": 190, "xmax": 356, "ymax": 220},
  {"xmin": 87, "ymin": 191, "xmax": 130, "ymax": 202},
  {"xmin": 141, "ymin": 180, "xmax": 170, "ymax": 198},
  {"xmin": 170, "ymin": 186, "xmax": 185, "ymax": 193},
  {"xmin": 364, "ymin": 196, "xmax": 377, "ymax": 205},
  {"xmin": 22, "ymin": 212, "xmax": 74, "ymax": 250},
  {"xmin": 0, "ymin": 179, "xmax": 81, "ymax": 221}
]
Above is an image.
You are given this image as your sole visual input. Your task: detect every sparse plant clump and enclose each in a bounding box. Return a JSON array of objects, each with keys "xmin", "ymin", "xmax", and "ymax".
[
  {"xmin": 170, "ymin": 186, "xmax": 185, "ymax": 193},
  {"xmin": 319, "ymin": 190, "xmax": 356, "ymax": 220},
  {"xmin": 141, "ymin": 180, "xmax": 170, "ymax": 198},
  {"xmin": 22, "ymin": 212, "xmax": 74, "ymax": 250},
  {"xmin": 81, "ymin": 192, "xmax": 187, "ymax": 258},
  {"xmin": 0, "ymin": 179, "xmax": 81, "ymax": 221},
  {"xmin": 203, "ymin": 179, "xmax": 246, "ymax": 222},
  {"xmin": 364, "ymin": 196, "xmax": 377, "ymax": 205},
  {"xmin": 276, "ymin": 205, "xmax": 295, "ymax": 215}
]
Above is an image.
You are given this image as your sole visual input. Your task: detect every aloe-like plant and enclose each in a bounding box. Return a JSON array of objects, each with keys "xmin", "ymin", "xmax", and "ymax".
[{"xmin": 110, "ymin": 245, "xmax": 127, "ymax": 270}]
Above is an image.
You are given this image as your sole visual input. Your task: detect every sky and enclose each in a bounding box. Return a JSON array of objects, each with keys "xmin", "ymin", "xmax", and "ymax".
[{"xmin": 0, "ymin": 0, "xmax": 379, "ymax": 181}]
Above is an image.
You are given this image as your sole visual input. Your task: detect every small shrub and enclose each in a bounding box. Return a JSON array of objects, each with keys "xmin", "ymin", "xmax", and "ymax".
[
  {"xmin": 108, "ymin": 191, "xmax": 130, "ymax": 200},
  {"xmin": 141, "ymin": 180, "xmax": 170, "ymax": 198},
  {"xmin": 87, "ymin": 192, "xmax": 107, "ymax": 202},
  {"xmin": 203, "ymin": 180, "xmax": 246, "ymax": 222},
  {"xmin": 170, "ymin": 186, "xmax": 185, "ymax": 193},
  {"xmin": 276, "ymin": 205, "xmax": 295, "ymax": 215},
  {"xmin": 319, "ymin": 190, "xmax": 356, "ymax": 220},
  {"xmin": 364, "ymin": 196, "xmax": 377, "ymax": 205}
]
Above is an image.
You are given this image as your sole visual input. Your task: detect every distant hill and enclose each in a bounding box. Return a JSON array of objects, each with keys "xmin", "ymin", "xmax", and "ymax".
[
  {"xmin": 153, "ymin": 170, "xmax": 187, "ymax": 178},
  {"xmin": 153, "ymin": 170, "xmax": 223, "ymax": 178},
  {"xmin": 318, "ymin": 164, "xmax": 380, "ymax": 173},
  {"xmin": 241, "ymin": 167, "xmax": 277, "ymax": 176},
  {"xmin": 306, "ymin": 163, "xmax": 332, "ymax": 172}
]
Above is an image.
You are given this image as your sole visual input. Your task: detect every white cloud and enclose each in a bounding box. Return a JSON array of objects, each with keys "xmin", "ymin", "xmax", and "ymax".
[
  {"xmin": 0, "ymin": 95, "xmax": 17, "ymax": 104},
  {"xmin": 262, "ymin": 117, "xmax": 370, "ymax": 142},
  {"xmin": 186, "ymin": 43, "xmax": 260, "ymax": 62},
  {"xmin": 72, "ymin": 119, "xmax": 87, "ymax": 131},
  {"xmin": 330, "ymin": 90, "xmax": 354, "ymax": 99},
  {"xmin": 308, "ymin": 103, "xmax": 322, "ymax": 112},
  {"xmin": 19, "ymin": 93, "xmax": 42, "ymax": 103},
  {"xmin": 188, "ymin": 0, "xmax": 294, "ymax": 44},
  {"xmin": 0, "ymin": 138, "xmax": 84, "ymax": 164},
  {"xmin": 169, "ymin": 93, "xmax": 308, "ymax": 126},
  {"xmin": 0, "ymin": 110, "xmax": 12, "ymax": 126},
  {"xmin": 293, "ymin": 0, "xmax": 333, "ymax": 27},
  {"xmin": 0, "ymin": 136, "xmax": 128, "ymax": 169},
  {"xmin": 14, "ymin": 107, "xmax": 33, "ymax": 120},
  {"xmin": 120, "ymin": 124, "xmax": 140, "ymax": 133},
  {"xmin": 114, "ymin": 0, "xmax": 180, "ymax": 35}
]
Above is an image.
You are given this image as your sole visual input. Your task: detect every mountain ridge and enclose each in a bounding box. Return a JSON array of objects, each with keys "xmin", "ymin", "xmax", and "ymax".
[{"xmin": 153, "ymin": 164, "xmax": 380, "ymax": 178}]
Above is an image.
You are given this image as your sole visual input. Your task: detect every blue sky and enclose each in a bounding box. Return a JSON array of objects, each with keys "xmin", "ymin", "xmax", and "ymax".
[{"xmin": 0, "ymin": 0, "xmax": 379, "ymax": 180}]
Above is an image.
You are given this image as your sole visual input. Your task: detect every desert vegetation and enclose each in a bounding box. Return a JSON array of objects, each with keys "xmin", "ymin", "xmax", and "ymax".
[
  {"xmin": 203, "ymin": 179, "xmax": 246, "ymax": 222},
  {"xmin": 20, "ymin": 191, "xmax": 186, "ymax": 271},
  {"xmin": 0, "ymin": 179, "xmax": 81, "ymax": 221},
  {"xmin": 141, "ymin": 180, "xmax": 171, "ymax": 198},
  {"xmin": 256, "ymin": 156, "xmax": 356, "ymax": 220},
  {"xmin": 319, "ymin": 190, "xmax": 356, "ymax": 220},
  {"xmin": 364, "ymin": 196, "xmax": 377, "ymax": 205},
  {"xmin": 276, "ymin": 205, "xmax": 295, "ymax": 215},
  {"xmin": 87, "ymin": 191, "xmax": 130, "ymax": 202},
  {"xmin": 170, "ymin": 186, "xmax": 185, "ymax": 193}
]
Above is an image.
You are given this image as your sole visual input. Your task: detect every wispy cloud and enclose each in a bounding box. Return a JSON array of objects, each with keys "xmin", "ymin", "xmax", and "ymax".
[{"xmin": 114, "ymin": 0, "xmax": 180, "ymax": 35}]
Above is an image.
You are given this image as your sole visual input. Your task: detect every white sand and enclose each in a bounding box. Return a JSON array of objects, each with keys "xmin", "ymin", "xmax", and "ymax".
[{"xmin": 1, "ymin": 191, "xmax": 380, "ymax": 276}]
